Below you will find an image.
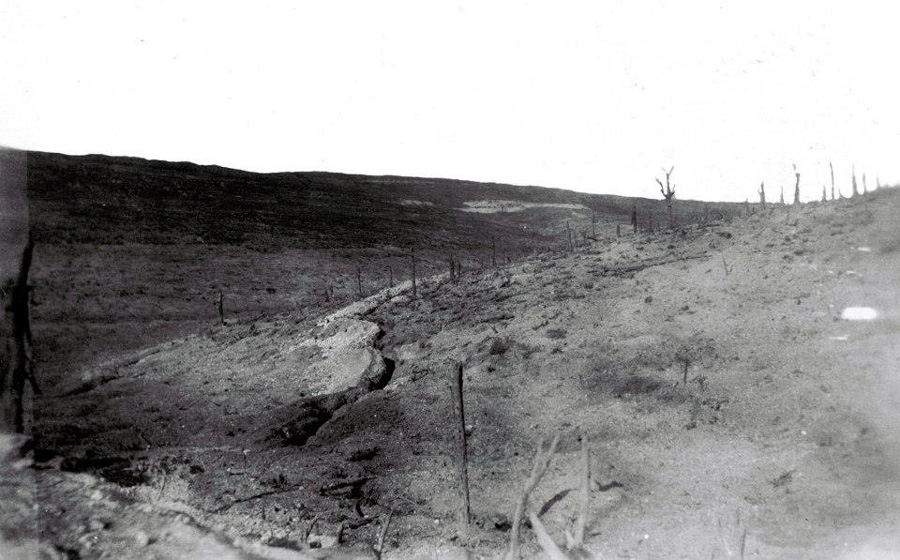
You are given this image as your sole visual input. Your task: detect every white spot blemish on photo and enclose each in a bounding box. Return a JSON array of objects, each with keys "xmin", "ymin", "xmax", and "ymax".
[{"xmin": 841, "ymin": 307, "xmax": 878, "ymax": 321}]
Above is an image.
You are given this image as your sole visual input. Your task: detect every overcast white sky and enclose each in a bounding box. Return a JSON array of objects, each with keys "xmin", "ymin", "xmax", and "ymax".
[{"xmin": 1, "ymin": 1, "xmax": 898, "ymax": 201}]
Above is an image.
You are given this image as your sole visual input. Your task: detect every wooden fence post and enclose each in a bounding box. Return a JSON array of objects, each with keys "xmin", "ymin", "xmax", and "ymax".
[
  {"xmin": 411, "ymin": 251, "xmax": 417, "ymax": 298},
  {"xmin": 218, "ymin": 291, "xmax": 225, "ymax": 325},
  {"xmin": 3, "ymin": 233, "xmax": 39, "ymax": 433},
  {"xmin": 449, "ymin": 362, "xmax": 470, "ymax": 531}
]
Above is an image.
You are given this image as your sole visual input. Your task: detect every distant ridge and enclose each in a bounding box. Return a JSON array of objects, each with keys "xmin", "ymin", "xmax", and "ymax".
[{"xmin": 25, "ymin": 150, "xmax": 742, "ymax": 251}]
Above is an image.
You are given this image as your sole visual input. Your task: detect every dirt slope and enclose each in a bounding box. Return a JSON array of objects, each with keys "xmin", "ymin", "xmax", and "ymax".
[
  {"xmin": 10, "ymin": 189, "xmax": 900, "ymax": 559},
  {"xmin": 26, "ymin": 150, "xmax": 743, "ymax": 411}
]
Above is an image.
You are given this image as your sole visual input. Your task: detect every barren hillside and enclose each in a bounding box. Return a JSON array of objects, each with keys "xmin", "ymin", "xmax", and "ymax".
[
  {"xmin": 6, "ymin": 186, "xmax": 899, "ymax": 558},
  {"xmin": 24, "ymin": 151, "xmax": 742, "ymax": 400}
]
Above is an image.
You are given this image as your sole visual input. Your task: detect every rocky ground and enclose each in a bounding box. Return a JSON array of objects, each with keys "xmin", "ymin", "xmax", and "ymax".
[{"xmin": 3, "ymin": 190, "xmax": 900, "ymax": 559}]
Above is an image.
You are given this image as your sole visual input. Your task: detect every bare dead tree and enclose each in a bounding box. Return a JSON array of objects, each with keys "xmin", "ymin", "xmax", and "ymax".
[
  {"xmin": 506, "ymin": 434, "xmax": 561, "ymax": 560},
  {"xmin": 863, "ymin": 173, "xmax": 868, "ymax": 195},
  {"xmin": 655, "ymin": 166, "xmax": 676, "ymax": 228},
  {"xmin": 830, "ymin": 161, "xmax": 836, "ymax": 200},
  {"xmin": 449, "ymin": 362, "xmax": 470, "ymax": 532},
  {"xmin": 852, "ymin": 165, "xmax": 859, "ymax": 197},
  {"xmin": 792, "ymin": 164, "xmax": 801, "ymax": 205},
  {"xmin": 758, "ymin": 182, "xmax": 766, "ymax": 209},
  {"xmin": 779, "ymin": 185, "xmax": 785, "ymax": 205}
]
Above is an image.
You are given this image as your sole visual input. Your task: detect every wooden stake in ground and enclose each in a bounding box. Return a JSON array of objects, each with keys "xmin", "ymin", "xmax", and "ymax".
[
  {"xmin": 569, "ymin": 434, "xmax": 591, "ymax": 549},
  {"xmin": 592, "ymin": 211, "xmax": 597, "ymax": 239},
  {"xmin": 506, "ymin": 434, "xmax": 561, "ymax": 560},
  {"xmin": 389, "ymin": 265, "xmax": 393, "ymax": 288},
  {"xmin": 631, "ymin": 205, "xmax": 638, "ymax": 234},
  {"xmin": 758, "ymin": 182, "xmax": 766, "ymax": 210},
  {"xmin": 792, "ymin": 164, "xmax": 801, "ymax": 205},
  {"xmin": 449, "ymin": 362, "xmax": 471, "ymax": 532},
  {"xmin": 830, "ymin": 161, "xmax": 836, "ymax": 200},
  {"xmin": 218, "ymin": 291, "xmax": 225, "ymax": 325},
  {"xmin": 852, "ymin": 165, "xmax": 859, "ymax": 197},
  {"xmin": 356, "ymin": 266, "xmax": 364, "ymax": 298},
  {"xmin": 721, "ymin": 254, "xmax": 733, "ymax": 276},
  {"xmin": 373, "ymin": 511, "xmax": 393, "ymax": 559},
  {"xmin": 411, "ymin": 250, "xmax": 417, "ymax": 298},
  {"xmin": 3, "ymin": 233, "xmax": 40, "ymax": 433}
]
